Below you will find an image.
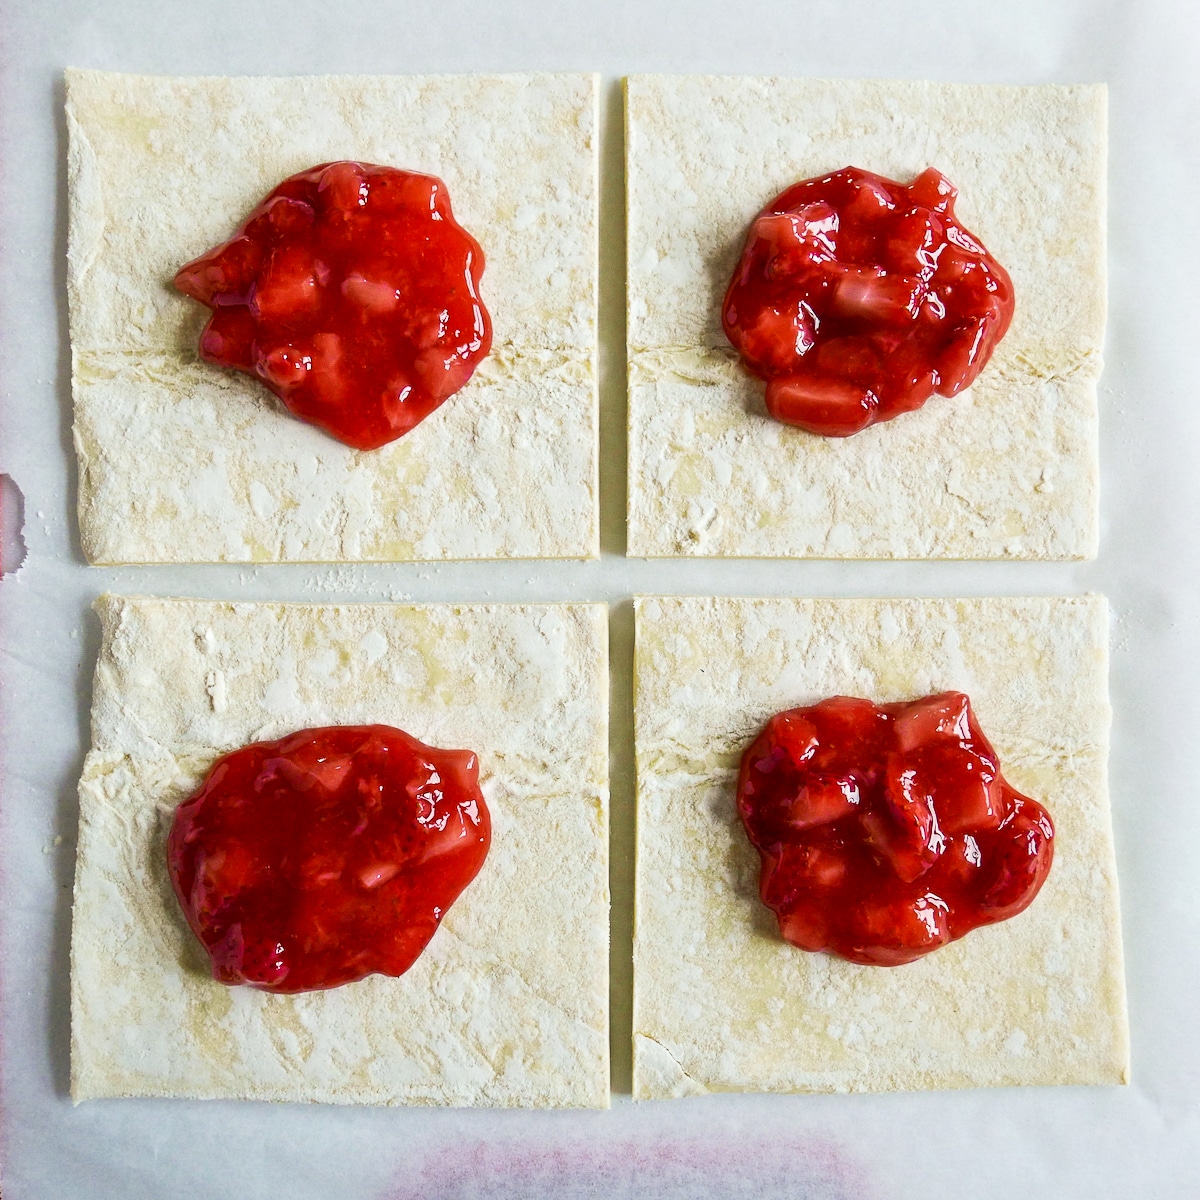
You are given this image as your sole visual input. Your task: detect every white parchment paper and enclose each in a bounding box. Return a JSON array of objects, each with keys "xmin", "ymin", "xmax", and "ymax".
[{"xmin": 2, "ymin": 1, "xmax": 1199, "ymax": 1196}]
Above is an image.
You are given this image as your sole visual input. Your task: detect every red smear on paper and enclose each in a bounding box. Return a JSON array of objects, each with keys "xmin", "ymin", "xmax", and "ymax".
[
  {"xmin": 0, "ymin": 474, "xmax": 25, "ymax": 577},
  {"xmin": 378, "ymin": 1132, "xmax": 874, "ymax": 1199}
]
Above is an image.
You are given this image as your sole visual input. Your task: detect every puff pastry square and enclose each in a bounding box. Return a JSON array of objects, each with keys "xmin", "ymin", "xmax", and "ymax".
[
  {"xmin": 67, "ymin": 70, "xmax": 599, "ymax": 563},
  {"xmin": 626, "ymin": 77, "xmax": 1105, "ymax": 559},
  {"xmin": 72, "ymin": 596, "xmax": 610, "ymax": 1107},
  {"xmin": 632, "ymin": 595, "xmax": 1127, "ymax": 1096}
]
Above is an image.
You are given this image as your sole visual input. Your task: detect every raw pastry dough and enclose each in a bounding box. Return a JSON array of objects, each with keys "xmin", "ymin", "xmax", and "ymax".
[
  {"xmin": 626, "ymin": 76, "xmax": 1106, "ymax": 559},
  {"xmin": 67, "ymin": 70, "xmax": 599, "ymax": 563},
  {"xmin": 72, "ymin": 596, "xmax": 610, "ymax": 1107},
  {"xmin": 632, "ymin": 595, "xmax": 1127, "ymax": 1096}
]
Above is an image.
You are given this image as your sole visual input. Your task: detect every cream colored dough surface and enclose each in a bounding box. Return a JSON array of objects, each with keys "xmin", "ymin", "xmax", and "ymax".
[
  {"xmin": 67, "ymin": 70, "xmax": 599, "ymax": 563},
  {"xmin": 632, "ymin": 595, "xmax": 1127, "ymax": 1097},
  {"xmin": 625, "ymin": 76, "xmax": 1106, "ymax": 559},
  {"xmin": 72, "ymin": 595, "xmax": 610, "ymax": 1107}
]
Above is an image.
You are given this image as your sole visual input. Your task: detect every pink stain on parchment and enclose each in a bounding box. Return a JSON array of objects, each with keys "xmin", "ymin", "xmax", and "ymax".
[{"xmin": 378, "ymin": 1132, "xmax": 874, "ymax": 1200}]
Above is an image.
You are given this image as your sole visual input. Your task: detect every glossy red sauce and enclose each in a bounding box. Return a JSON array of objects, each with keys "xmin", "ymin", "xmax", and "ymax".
[
  {"xmin": 736, "ymin": 693, "xmax": 1052, "ymax": 966},
  {"xmin": 167, "ymin": 725, "xmax": 490, "ymax": 992},
  {"xmin": 174, "ymin": 162, "xmax": 491, "ymax": 450},
  {"xmin": 722, "ymin": 167, "xmax": 1014, "ymax": 436}
]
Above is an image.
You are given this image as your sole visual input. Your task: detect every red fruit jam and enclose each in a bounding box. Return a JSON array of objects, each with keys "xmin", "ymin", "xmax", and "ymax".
[
  {"xmin": 167, "ymin": 725, "xmax": 490, "ymax": 992},
  {"xmin": 722, "ymin": 167, "xmax": 1014, "ymax": 436},
  {"xmin": 736, "ymin": 693, "xmax": 1052, "ymax": 966},
  {"xmin": 174, "ymin": 162, "xmax": 492, "ymax": 450}
]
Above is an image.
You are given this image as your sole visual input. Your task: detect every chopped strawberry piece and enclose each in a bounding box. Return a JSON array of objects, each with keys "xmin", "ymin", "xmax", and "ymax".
[
  {"xmin": 764, "ymin": 375, "xmax": 877, "ymax": 436},
  {"xmin": 933, "ymin": 317, "xmax": 993, "ymax": 395},
  {"xmin": 341, "ymin": 273, "xmax": 401, "ymax": 313},
  {"xmin": 318, "ymin": 160, "xmax": 371, "ymax": 213},
  {"xmin": 723, "ymin": 166, "xmax": 1013, "ymax": 435},
  {"xmin": 882, "ymin": 210, "xmax": 941, "ymax": 275},
  {"xmin": 358, "ymin": 861, "xmax": 400, "ymax": 889},
  {"xmin": 939, "ymin": 833, "xmax": 984, "ymax": 891},
  {"xmin": 211, "ymin": 926, "xmax": 290, "ymax": 988},
  {"xmin": 761, "ymin": 840, "xmax": 849, "ymax": 911},
  {"xmin": 812, "ymin": 334, "xmax": 884, "ymax": 379},
  {"xmin": 737, "ymin": 692, "xmax": 1054, "ymax": 966},
  {"xmin": 192, "ymin": 841, "xmax": 258, "ymax": 910},
  {"xmin": 728, "ymin": 301, "xmax": 818, "ymax": 375},
  {"xmin": 198, "ymin": 307, "xmax": 257, "ymax": 373},
  {"xmin": 839, "ymin": 174, "xmax": 896, "ymax": 221},
  {"xmin": 919, "ymin": 744, "xmax": 1003, "ymax": 835},
  {"xmin": 766, "ymin": 711, "xmax": 820, "ymax": 767},
  {"xmin": 174, "ymin": 235, "xmax": 263, "ymax": 306},
  {"xmin": 750, "ymin": 205, "xmax": 839, "ymax": 280},
  {"xmin": 828, "ymin": 265, "xmax": 925, "ymax": 326},
  {"xmin": 263, "ymin": 195, "xmax": 316, "ymax": 236},
  {"xmin": 907, "ymin": 167, "xmax": 957, "ymax": 212},
  {"xmin": 868, "ymin": 756, "xmax": 946, "ymax": 882},
  {"xmin": 843, "ymin": 892, "xmax": 952, "ymax": 966},
  {"xmin": 414, "ymin": 345, "xmax": 476, "ymax": 403},
  {"xmin": 802, "ymin": 696, "xmax": 885, "ymax": 766},
  {"xmin": 781, "ymin": 775, "xmax": 860, "ymax": 830},
  {"xmin": 777, "ymin": 900, "xmax": 831, "ymax": 953},
  {"xmin": 891, "ymin": 691, "xmax": 972, "ymax": 751},
  {"xmin": 980, "ymin": 799, "xmax": 1054, "ymax": 919},
  {"xmin": 251, "ymin": 244, "xmax": 323, "ymax": 322},
  {"xmin": 258, "ymin": 738, "xmax": 357, "ymax": 793},
  {"xmin": 799, "ymin": 842, "xmax": 849, "ymax": 890},
  {"xmin": 258, "ymin": 344, "xmax": 312, "ymax": 389}
]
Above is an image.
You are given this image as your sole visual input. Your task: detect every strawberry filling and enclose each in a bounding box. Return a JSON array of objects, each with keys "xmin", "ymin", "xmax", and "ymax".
[
  {"xmin": 167, "ymin": 725, "xmax": 490, "ymax": 993},
  {"xmin": 174, "ymin": 161, "xmax": 491, "ymax": 451},
  {"xmin": 722, "ymin": 167, "xmax": 1014, "ymax": 436},
  {"xmin": 737, "ymin": 692, "xmax": 1052, "ymax": 966}
]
